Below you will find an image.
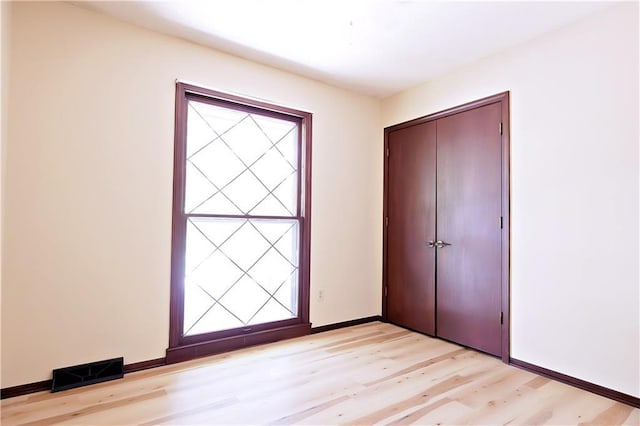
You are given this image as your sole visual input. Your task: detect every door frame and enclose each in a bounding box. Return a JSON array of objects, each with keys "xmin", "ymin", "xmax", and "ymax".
[{"xmin": 382, "ymin": 92, "xmax": 511, "ymax": 363}]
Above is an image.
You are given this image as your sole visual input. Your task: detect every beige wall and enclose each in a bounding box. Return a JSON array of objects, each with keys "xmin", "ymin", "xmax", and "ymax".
[
  {"xmin": 382, "ymin": 3, "xmax": 639, "ymax": 397},
  {"xmin": 3, "ymin": 0, "xmax": 638, "ymax": 399},
  {"xmin": 1, "ymin": 2, "xmax": 382, "ymax": 387},
  {"xmin": 0, "ymin": 0, "xmax": 12, "ymax": 385}
]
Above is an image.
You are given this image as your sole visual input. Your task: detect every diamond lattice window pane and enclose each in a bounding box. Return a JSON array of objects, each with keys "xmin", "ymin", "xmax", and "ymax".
[
  {"xmin": 274, "ymin": 127, "xmax": 298, "ymax": 167},
  {"xmin": 271, "ymin": 174, "xmax": 297, "ymax": 215},
  {"xmin": 190, "ymin": 218, "xmax": 244, "ymax": 247},
  {"xmin": 183, "ymin": 218, "xmax": 299, "ymax": 336},
  {"xmin": 190, "ymin": 101, "xmax": 248, "ymax": 138},
  {"xmin": 270, "ymin": 223, "xmax": 300, "ymax": 266},
  {"xmin": 222, "ymin": 117, "xmax": 273, "ymax": 165},
  {"xmin": 186, "ymin": 105, "xmax": 217, "ymax": 157},
  {"xmin": 186, "ymin": 303, "xmax": 244, "ymax": 336},
  {"xmin": 189, "ymin": 139, "xmax": 246, "ymax": 188},
  {"xmin": 249, "ymin": 249, "xmax": 296, "ymax": 294},
  {"xmin": 184, "ymin": 219, "xmax": 216, "ymax": 273},
  {"xmin": 251, "ymin": 149, "xmax": 295, "ymax": 190},
  {"xmin": 219, "ymin": 221, "xmax": 271, "ymax": 270},
  {"xmin": 250, "ymin": 194, "xmax": 292, "ymax": 216},
  {"xmin": 274, "ymin": 276, "xmax": 298, "ymax": 313},
  {"xmin": 183, "ymin": 281, "xmax": 215, "ymax": 334},
  {"xmin": 251, "ymin": 220, "xmax": 297, "ymax": 244},
  {"xmin": 193, "ymin": 192, "xmax": 242, "ymax": 215},
  {"xmin": 222, "ymin": 171, "xmax": 269, "ymax": 214},
  {"xmin": 188, "ymin": 250, "xmax": 243, "ymax": 300},
  {"xmin": 185, "ymin": 100, "xmax": 299, "ymax": 216},
  {"xmin": 184, "ymin": 162, "xmax": 217, "ymax": 214},
  {"xmin": 186, "ymin": 218, "xmax": 244, "ymax": 297},
  {"xmin": 248, "ymin": 299, "xmax": 295, "ymax": 326},
  {"xmin": 218, "ymin": 275, "xmax": 270, "ymax": 324},
  {"xmin": 252, "ymin": 114, "xmax": 297, "ymax": 147}
]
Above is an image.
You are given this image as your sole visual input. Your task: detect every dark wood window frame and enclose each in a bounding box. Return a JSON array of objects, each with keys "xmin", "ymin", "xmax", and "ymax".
[
  {"xmin": 166, "ymin": 82, "xmax": 312, "ymax": 364},
  {"xmin": 382, "ymin": 91, "xmax": 511, "ymax": 363}
]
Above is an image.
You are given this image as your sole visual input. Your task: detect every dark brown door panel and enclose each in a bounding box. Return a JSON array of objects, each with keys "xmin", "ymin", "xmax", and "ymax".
[
  {"xmin": 435, "ymin": 103, "xmax": 502, "ymax": 356},
  {"xmin": 386, "ymin": 121, "xmax": 437, "ymax": 335}
]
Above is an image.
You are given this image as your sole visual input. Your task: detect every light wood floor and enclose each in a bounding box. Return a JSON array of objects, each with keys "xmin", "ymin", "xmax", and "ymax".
[{"xmin": 1, "ymin": 322, "xmax": 638, "ymax": 425}]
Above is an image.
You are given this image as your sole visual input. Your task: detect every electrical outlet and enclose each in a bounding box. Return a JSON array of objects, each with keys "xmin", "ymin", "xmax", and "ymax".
[{"xmin": 318, "ymin": 290, "xmax": 324, "ymax": 301}]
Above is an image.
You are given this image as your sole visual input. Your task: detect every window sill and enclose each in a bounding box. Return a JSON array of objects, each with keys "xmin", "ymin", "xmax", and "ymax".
[{"xmin": 165, "ymin": 322, "xmax": 311, "ymax": 364}]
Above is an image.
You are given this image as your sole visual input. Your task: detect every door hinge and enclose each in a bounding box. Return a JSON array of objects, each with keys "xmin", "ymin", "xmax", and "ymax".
[
  {"xmin": 386, "ymin": 148, "xmax": 390, "ymax": 157},
  {"xmin": 385, "ymin": 216, "xmax": 389, "ymax": 227},
  {"xmin": 500, "ymin": 312, "xmax": 504, "ymax": 324},
  {"xmin": 499, "ymin": 122, "xmax": 503, "ymax": 135},
  {"xmin": 500, "ymin": 216, "xmax": 503, "ymax": 229},
  {"xmin": 384, "ymin": 286, "xmax": 388, "ymax": 298}
]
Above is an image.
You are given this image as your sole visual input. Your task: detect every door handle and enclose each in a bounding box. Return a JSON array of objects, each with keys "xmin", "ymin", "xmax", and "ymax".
[
  {"xmin": 426, "ymin": 240, "xmax": 435, "ymax": 248},
  {"xmin": 435, "ymin": 240, "xmax": 451, "ymax": 248}
]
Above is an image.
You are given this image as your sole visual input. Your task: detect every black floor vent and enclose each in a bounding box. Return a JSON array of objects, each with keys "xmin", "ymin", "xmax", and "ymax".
[{"xmin": 51, "ymin": 357, "xmax": 124, "ymax": 392}]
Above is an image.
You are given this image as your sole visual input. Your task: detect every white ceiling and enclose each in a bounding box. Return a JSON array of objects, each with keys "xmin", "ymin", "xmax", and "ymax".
[{"xmin": 75, "ymin": 1, "xmax": 616, "ymax": 98}]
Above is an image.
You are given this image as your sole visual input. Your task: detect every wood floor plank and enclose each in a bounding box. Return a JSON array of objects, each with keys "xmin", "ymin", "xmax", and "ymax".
[
  {"xmin": 18, "ymin": 390, "xmax": 166, "ymax": 426},
  {"xmin": 351, "ymin": 373, "xmax": 484, "ymax": 425},
  {"xmin": 363, "ymin": 347, "xmax": 468, "ymax": 387},
  {"xmin": 1, "ymin": 322, "xmax": 637, "ymax": 425}
]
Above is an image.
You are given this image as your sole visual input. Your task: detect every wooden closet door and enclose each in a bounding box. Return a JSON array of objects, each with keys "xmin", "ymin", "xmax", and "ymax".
[
  {"xmin": 386, "ymin": 122, "xmax": 437, "ymax": 335},
  {"xmin": 435, "ymin": 103, "xmax": 503, "ymax": 356}
]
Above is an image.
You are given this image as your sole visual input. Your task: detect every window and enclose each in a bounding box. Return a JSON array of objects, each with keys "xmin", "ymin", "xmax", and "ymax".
[{"xmin": 167, "ymin": 83, "xmax": 312, "ymax": 362}]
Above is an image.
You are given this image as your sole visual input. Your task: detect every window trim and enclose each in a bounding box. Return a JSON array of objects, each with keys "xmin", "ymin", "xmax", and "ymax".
[{"xmin": 167, "ymin": 83, "xmax": 312, "ymax": 362}]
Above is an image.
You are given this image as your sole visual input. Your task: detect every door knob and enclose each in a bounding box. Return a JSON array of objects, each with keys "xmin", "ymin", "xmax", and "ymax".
[
  {"xmin": 426, "ymin": 240, "xmax": 435, "ymax": 248},
  {"xmin": 435, "ymin": 240, "xmax": 451, "ymax": 248}
]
